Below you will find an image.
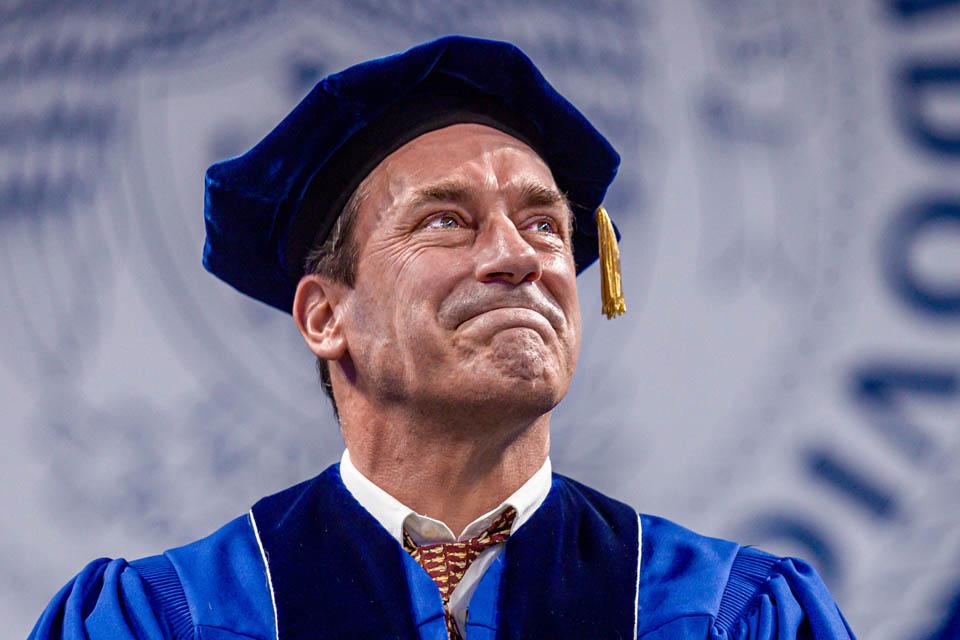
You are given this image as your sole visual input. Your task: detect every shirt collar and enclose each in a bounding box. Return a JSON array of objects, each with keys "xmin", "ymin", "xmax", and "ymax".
[{"xmin": 339, "ymin": 449, "xmax": 552, "ymax": 546}]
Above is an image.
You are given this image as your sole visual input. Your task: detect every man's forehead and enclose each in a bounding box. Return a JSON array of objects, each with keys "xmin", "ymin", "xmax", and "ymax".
[{"xmin": 371, "ymin": 123, "xmax": 558, "ymax": 198}]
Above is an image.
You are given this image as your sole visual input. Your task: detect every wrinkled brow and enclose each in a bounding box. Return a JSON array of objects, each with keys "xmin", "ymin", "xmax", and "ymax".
[
  {"xmin": 410, "ymin": 178, "xmax": 475, "ymax": 208},
  {"xmin": 410, "ymin": 178, "xmax": 572, "ymax": 217},
  {"xmin": 515, "ymin": 181, "xmax": 569, "ymax": 213}
]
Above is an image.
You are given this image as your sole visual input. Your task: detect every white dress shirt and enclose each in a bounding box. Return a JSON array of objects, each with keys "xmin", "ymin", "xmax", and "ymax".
[{"xmin": 339, "ymin": 449, "xmax": 552, "ymax": 636}]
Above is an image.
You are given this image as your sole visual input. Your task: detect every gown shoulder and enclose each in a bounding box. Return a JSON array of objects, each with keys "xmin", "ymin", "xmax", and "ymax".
[
  {"xmin": 29, "ymin": 513, "xmax": 274, "ymax": 640},
  {"xmin": 637, "ymin": 514, "xmax": 856, "ymax": 639}
]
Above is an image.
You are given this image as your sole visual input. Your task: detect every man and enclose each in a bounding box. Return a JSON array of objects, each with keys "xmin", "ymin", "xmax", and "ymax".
[{"xmin": 30, "ymin": 36, "xmax": 855, "ymax": 639}]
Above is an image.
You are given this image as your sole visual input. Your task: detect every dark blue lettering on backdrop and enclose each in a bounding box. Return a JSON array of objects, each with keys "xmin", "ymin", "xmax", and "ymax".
[
  {"xmin": 741, "ymin": 2, "xmax": 960, "ymax": 636},
  {"xmin": 886, "ymin": 34, "xmax": 960, "ymax": 640}
]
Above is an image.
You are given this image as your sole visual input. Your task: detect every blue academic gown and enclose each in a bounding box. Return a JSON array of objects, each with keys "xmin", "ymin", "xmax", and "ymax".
[{"xmin": 30, "ymin": 464, "xmax": 855, "ymax": 639}]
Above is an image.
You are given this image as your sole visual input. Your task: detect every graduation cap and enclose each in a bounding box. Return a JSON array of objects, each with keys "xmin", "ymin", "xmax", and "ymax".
[{"xmin": 202, "ymin": 35, "xmax": 625, "ymax": 318}]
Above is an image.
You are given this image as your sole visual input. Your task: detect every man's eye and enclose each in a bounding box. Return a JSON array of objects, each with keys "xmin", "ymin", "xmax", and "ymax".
[
  {"xmin": 424, "ymin": 214, "xmax": 462, "ymax": 230},
  {"xmin": 526, "ymin": 218, "xmax": 559, "ymax": 234}
]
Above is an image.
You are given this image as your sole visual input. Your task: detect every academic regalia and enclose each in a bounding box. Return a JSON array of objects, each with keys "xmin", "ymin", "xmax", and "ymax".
[{"xmin": 30, "ymin": 464, "xmax": 855, "ymax": 639}]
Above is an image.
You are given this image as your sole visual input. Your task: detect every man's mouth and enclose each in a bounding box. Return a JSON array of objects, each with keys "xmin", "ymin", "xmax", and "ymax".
[
  {"xmin": 457, "ymin": 306, "xmax": 555, "ymax": 337},
  {"xmin": 443, "ymin": 289, "xmax": 564, "ymax": 331}
]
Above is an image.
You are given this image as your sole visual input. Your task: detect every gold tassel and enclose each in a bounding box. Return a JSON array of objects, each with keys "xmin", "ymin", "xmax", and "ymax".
[{"xmin": 595, "ymin": 205, "xmax": 626, "ymax": 319}]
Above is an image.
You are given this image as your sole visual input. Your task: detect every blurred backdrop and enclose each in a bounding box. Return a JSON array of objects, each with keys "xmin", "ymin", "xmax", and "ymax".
[{"xmin": 2, "ymin": 1, "xmax": 959, "ymax": 637}]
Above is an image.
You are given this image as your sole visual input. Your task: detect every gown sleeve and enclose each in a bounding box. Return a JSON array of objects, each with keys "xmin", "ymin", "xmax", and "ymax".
[
  {"xmin": 715, "ymin": 547, "xmax": 856, "ymax": 640},
  {"xmin": 28, "ymin": 557, "xmax": 171, "ymax": 640}
]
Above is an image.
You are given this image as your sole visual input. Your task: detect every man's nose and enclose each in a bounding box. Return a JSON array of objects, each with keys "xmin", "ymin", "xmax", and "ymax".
[{"xmin": 474, "ymin": 216, "xmax": 542, "ymax": 285}]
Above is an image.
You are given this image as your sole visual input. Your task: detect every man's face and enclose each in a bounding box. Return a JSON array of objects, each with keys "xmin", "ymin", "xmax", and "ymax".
[{"xmin": 340, "ymin": 123, "xmax": 581, "ymax": 419}]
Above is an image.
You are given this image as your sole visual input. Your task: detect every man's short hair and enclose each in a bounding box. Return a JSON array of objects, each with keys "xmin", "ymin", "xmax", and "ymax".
[{"xmin": 302, "ymin": 184, "xmax": 367, "ymax": 419}]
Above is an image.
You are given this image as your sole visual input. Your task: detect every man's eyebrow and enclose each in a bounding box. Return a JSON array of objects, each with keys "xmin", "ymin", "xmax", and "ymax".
[
  {"xmin": 409, "ymin": 179, "xmax": 475, "ymax": 208},
  {"xmin": 516, "ymin": 181, "xmax": 574, "ymax": 235},
  {"xmin": 408, "ymin": 178, "xmax": 572, "ymax": 224},
  {"xmin": 515, "ymin": 181, "xmax": 570, "ymax": 213}
]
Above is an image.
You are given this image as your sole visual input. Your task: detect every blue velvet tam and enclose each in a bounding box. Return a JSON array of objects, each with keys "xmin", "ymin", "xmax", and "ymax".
[{"xmin": 202, "ymin": 35, "xmax": 621, "ymax": 312}]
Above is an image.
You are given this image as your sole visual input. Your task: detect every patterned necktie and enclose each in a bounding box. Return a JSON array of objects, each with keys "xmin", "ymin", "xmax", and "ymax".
[{"xmin": 403, "ymin": 506, "xmax": 517, "ymax": 640}]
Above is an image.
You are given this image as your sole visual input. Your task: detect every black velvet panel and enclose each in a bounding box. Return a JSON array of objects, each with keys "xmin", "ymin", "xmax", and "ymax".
[
  {"xmin": 250, "ymin": 465, "xmax": 418, "ymax": 640},
  {"xmin": 498, "ymin": 474, "xmax": 640, "ymax": 639}
]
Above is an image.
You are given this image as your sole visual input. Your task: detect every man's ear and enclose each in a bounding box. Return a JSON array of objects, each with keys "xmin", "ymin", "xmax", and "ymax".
[{"xmin": 292, "ymin": 274, "xmax": 349, "ymax": 360}]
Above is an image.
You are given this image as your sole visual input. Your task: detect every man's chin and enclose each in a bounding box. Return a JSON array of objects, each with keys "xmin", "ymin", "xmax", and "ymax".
[
  {"xmin": 436, "ymin": 328, "xmax": 572, "ymax": 413},
  {"xmin": 488, "ymin": 327, "xmax": 550, "ymax": 381},
  {"xmin": 471, "ymin": 359, "xmax": 567, "ymax": 415}
]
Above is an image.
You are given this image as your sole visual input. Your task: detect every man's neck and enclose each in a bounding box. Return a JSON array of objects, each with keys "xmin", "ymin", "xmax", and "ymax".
[{"xmin": 341, "ymin": 408, "xmax": 550, "ymax": 537}]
